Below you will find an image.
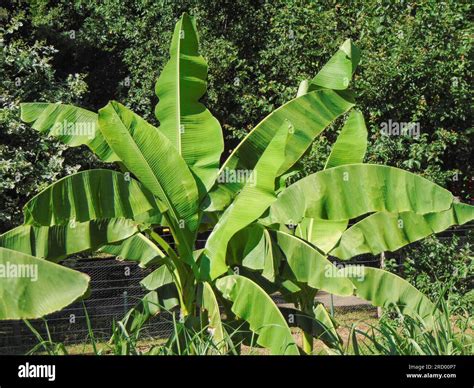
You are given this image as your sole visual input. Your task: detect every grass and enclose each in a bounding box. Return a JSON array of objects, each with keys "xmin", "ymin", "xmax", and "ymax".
[
  {"xmin": 347, "ymin": 307, "xmax": 473, "ymax": 355},
  {"xmin": 342, "ymin": 284, "xmax": 474, "ymax": 355},
  {"xmin": 34, "ymin": 307, "xmax": 378, "ymax": 355},
  {"xmin": 63, "ymin": 338, "xmax": 166, "ymax": 355},
  {"xmin": 24, "ymin": 290, "xmax": 472, "ymax": 355}
]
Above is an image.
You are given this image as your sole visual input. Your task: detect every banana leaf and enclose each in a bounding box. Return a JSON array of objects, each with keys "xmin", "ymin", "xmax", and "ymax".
[
  {"xmin": 0, "ymin": 218, "xmax": 140, "ymax": 262},
  {"xmin": 99, "ymin": 233, "xmax": 166, "ymax": 268},
  {"xmin": 216, "ymin": 275, "xmax": 299, "ymax": 355},
  {"xmin": 0, "ymin": 247, "xmax": 89, "ymax": 319},
  {"xmin": 324, "ymin": 109, "xmax": 367, "ymax": 169},
  {"xmin": 155, "ymin": 13, "xmax": 223, "ymax": 193},
  {"xmin": 203, "ymin": 122, "xmax": 288, "ymax": 279},
  {"xmin": 20, "ymin": 102, "xmax": 118, "ymax": 162},
  {"xmin": 23, "ymin": 169, "xmax": 161, "ymax": 226},
  {"xmin": 267, "ymin": 164, "xmax": 454, "ymax": 225},
  {"xmin": 330, "ymin": 203, "xmax": 474, "ymax": 259},
  {"xmin": 207, "ymin": 89, "xmax": 355, "ymax": 211}
]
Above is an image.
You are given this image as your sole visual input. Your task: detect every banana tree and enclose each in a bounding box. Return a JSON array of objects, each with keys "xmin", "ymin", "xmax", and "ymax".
[{"xmin": 1, "ymin": 13, "xmax": 472, "ymax": 356}]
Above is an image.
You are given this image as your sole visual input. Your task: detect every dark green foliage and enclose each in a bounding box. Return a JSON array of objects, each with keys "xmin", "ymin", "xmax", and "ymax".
[
  {"xmin": 0, "ymin": 6, "xmax": 102, "ymax": 231},
  {"xmin": 23, "ymin": 1, "xmax": 473, "ymax": 186},
  {"xmin": 386, "ymin": 232, "xmax": 473, "ymax": 314}
]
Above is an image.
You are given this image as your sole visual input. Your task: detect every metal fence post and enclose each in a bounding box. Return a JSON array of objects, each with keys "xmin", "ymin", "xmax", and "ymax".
[
  {"xmin": 123, "ymin": 291, "xmax": 129, "ymax": 315},
  {"xmin": 377, "ymin": 252, "xmax": 385, "ymax": 319}
]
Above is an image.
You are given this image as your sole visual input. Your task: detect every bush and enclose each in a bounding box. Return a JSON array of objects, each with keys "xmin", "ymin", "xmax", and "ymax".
[{"xmin": 0, "ymin": 7, "xmax": 99, "ymax": 231}]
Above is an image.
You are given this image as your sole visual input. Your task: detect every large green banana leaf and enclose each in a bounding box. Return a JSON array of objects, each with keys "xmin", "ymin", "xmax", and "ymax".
[
  {"xmin": 295, "ymin": 218, "xmax": 349, "ymax": 253},
  {"xmin": 216, "ymin": 275, "xmax": 299, "ymax": 355},
  {"xmin": 98, "ymin": 102, "xmax": 198, "ymax": 227},
  {"xmin": 227, "ymin": 224, "xmax": 267, "ymax": 269},
  {"xmin": 324, "ymin": 109, "xmax": 367, "ymax": 169},
  {"xmin": 155, "ymin": 13, "xmax": 223, "ymax": 193},
  {"xmin": 309, "ymin": 39, "xmax": 360, "ymax": 91},
  {"xmin": 206, "ymin": 39, "xmax": 361, "ymax": 208},
  {"xmin": 313, "ymin": 303, "xmax": 340, "ymax": 346},
  {"xmin": 23, "ymin": 169, "xmax": 160, "ymax": 226},
  {"xmin": 0, "ymin": 218, "xmax": 140, "ymax": 262},
  {"xmin": 202, "ymin": 123, "xmax": 288, "ymax": 279},
  {"xmin": 140, "ymin": 265, "xmax": 174, "ymax": 291},
  {"xmin": 206, "ymin": 89, "xmax": 355, "ymax": 211},
  {"xmin": 267, "ymin": 164, "xmax": 455, "ymax": 225},
  {"xmin": 0, "ymin": 247, "xmax": 89, "ymax": 319},
  {"xmin": 342, "ymin": 266, "xmax": 437, "ymax": 324},
  {"xmin": 199, "ymin": 282, "xmax": 226, "ymax": 352},
  {"xmin": 330, "ymin": 203, "xmax": 474, "ymax": 260},
  {"xmin": 133, "ymin": 209, "xmax": 163, "ymax": 226},
  {"xmin": 99, "ymin": 233, "xmax": 166, "ymax": 268},
  {"xmin": 227, "ymin": 224, "xmax": 282, "ymax": 282},
  {"xmin": 274, "ymin": 231, "xmax": 354, "ymax": 296},
  {"xmin": 98, "ymin": 101, "xmax": 199, "ymax": 257},
  {"xmin": 20, "ymin": 102, "xmax": 118, "ymax": 162}
]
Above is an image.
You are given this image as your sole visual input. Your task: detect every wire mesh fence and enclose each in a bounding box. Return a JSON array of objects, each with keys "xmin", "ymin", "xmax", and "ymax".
[
  {"xmin": 0, "ymin": 226, "xmax": 471, "ymax": 354},
  {"xmin": 0, "ymin": 257, "xmax": 176, "ymax": 354}
]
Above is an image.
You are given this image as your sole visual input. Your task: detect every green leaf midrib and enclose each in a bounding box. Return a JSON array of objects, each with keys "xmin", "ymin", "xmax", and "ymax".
[{"xmin": 174, "ymin": 17, "xmax": 182, "ymax": 154}]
